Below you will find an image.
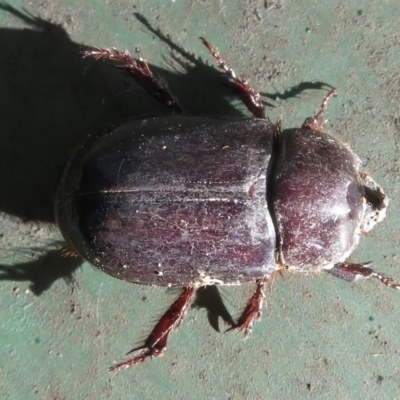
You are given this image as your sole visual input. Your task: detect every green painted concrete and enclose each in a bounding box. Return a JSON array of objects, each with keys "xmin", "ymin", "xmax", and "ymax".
[{"xmin": 1, "ymin": 1, "xmax": 400, "ymax": 399}]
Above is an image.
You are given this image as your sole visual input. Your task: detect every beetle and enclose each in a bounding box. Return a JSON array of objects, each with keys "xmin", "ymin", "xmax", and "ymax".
[{"xmin": 55, "ymin": 38, "xmax": 400, "ymax": 371}]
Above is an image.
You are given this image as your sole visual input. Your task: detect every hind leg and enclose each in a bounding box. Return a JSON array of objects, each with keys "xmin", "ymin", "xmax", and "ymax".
[
  {"xmin": 109, "ymin": 287, "xmax": 197, "ymax": 371},
  {"xmin": 82, "ymin": 47, "xmax": 182, "ymax": 113}
]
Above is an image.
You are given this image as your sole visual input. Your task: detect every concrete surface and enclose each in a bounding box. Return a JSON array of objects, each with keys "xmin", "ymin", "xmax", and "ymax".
[{"xmin": 0, "ymin": 1, "xmax": 400, "ymax": 399}]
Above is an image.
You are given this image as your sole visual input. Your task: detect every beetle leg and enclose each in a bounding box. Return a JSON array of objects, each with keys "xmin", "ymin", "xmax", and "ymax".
[
  {"xmin": 302, "ymin": 89, "xmax": 337, "ymax": 131},
  {"xmin": 82, "ymin": 47, "xmax": 182, "ymax": 113},
  {"xmin": 109, "ymin": 287, "xmax": 196, "ymax": 371},
  {"xmin": 228, "ymin": 278, "xmax": 268, "ymax": 338},
  {"xmin": 200, "ymin": 37, "xmax": 265, "ymax": 119},
  {"xmin": 327, "ymin": 262, "xmax": 400, "ymax": 290}
]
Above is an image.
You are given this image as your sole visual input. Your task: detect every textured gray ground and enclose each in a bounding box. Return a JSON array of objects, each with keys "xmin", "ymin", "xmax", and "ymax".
[{"xmin": 1, "ymin": 1, "xmax": 400, "ymax": 399}]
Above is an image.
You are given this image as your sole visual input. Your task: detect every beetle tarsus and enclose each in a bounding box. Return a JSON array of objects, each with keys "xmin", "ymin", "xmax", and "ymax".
[
  {"xmin": 108, "ymin": 347, "xmax": 165, "ymax": 371},
  {"xmin": 200, "ymin": 37, "xmax": 265, "ymax": 119},
  {"xmin": 82, "ymin": 47, "xmax": 182, "ymax": 113},
  {"xmin": 327, "ymin": 262, "xmax": 400, "ymax": 290},
  {"xmin": 109, "ymin": 287, "xmax": 196, "ymax": 371},
  {"xmin": 302, "ymin": 89, "xmax": 337, "ymax": 131},
  {"xmin": 228, "ymin": 278, "xmax": 268, "ymax": 338}
]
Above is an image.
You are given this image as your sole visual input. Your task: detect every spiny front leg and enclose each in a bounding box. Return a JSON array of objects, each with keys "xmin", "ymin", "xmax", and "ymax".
[
  {"xmin": 109, "ymin": 287, "xmax": 197, "ymax": 371},
  {"xmin": 82, "ymin": 47, "xmax": 182, "ymax": 113},
  {"xmin": 229, "ymin": 278, "xmax": 269, "ymax": 338},
  {"xmin": 200, "ymin": 37, "xmax": 265, "ymax": 118},
  {"xmin": 327, "ymin": 262, "xmax": 400, "ymax": 290},
  {"xmin": 302, "ymin": 89, "xmax": 337, "ymax": 132}
]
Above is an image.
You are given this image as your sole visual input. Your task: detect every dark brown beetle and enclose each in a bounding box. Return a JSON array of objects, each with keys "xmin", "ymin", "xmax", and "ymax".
[{"xmin": 55, "ymin": 38, "xmax": 400, "ymax": 371}]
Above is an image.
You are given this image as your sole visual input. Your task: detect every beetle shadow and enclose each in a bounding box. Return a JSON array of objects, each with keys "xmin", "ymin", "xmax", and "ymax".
[
  {"xmin": 0, "ymin": 4, "xmax": 331, "ymax": 297},
  {"xmin": 0, "ymin": 249, "xmax": 81, "ymax": 296},
  {"xmin": 133, "ymin": 13, "xmax": 333, "ymax": 105},
  {"xmin": 193, "ymin": 286, "xmax": 235, "ymax": 332}
]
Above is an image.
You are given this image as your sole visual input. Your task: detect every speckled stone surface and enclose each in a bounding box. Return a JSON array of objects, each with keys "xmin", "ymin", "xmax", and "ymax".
[{"xmin": 1, "ymin": 1, "xmax": 400, "ymax": 399}]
